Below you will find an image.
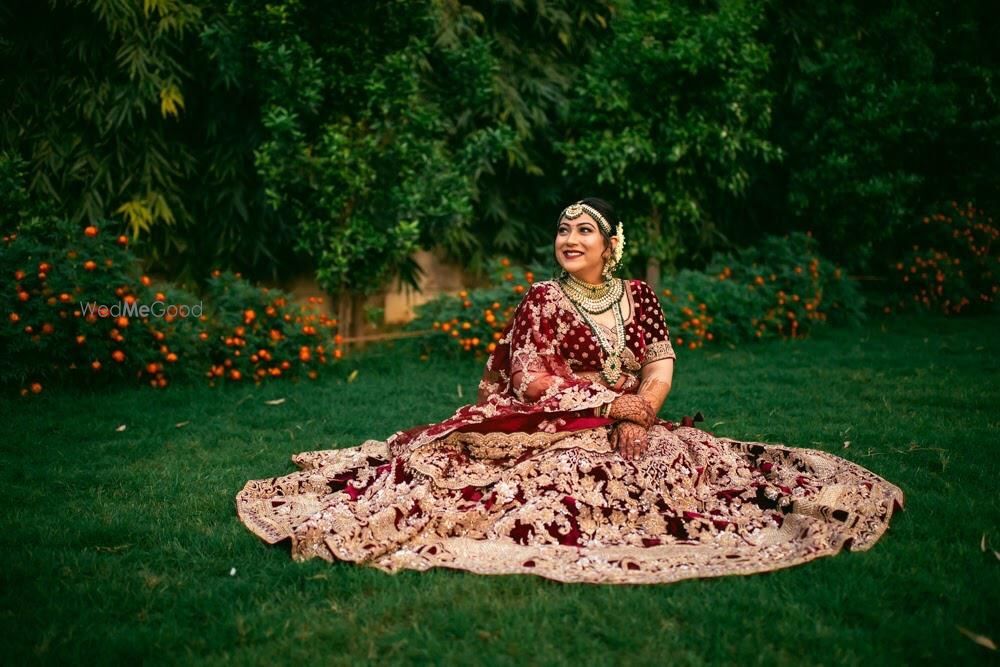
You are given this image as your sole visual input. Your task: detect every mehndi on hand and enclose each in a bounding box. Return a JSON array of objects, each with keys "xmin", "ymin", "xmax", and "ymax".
[
  {"xmin": 606, "ymin": 394, "xmax": 656, "ymax": 429},
  {"xmin": 611, "ymin": 421, "xmax": 650, "ymax": 461}
]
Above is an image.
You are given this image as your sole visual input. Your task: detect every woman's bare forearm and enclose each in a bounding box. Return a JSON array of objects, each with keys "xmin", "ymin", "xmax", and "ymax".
[{"xmin": 638, "ymin": 358, "xmax": 674, "ymax": 416}]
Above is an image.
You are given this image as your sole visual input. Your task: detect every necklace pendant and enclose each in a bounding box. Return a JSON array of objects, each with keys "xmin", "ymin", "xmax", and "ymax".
[{"xmin": 602, "ymin": 353, "xmax": 622, "ymax": 385}]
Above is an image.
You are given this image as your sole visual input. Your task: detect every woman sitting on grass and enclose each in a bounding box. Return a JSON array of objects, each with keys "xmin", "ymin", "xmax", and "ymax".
[{"xmin": 236, "ymin": 197, "xmax": 905, "ymax": 584}]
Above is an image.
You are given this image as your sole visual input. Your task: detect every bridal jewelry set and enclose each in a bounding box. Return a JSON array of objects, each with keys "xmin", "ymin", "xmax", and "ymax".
[
  {"xmin": 559, "ymin": 273, "xmax": 627, "ymax": 385},
  {"xmin": 556, "ymin": 200, "xmax": 629, "ymax": 386}
]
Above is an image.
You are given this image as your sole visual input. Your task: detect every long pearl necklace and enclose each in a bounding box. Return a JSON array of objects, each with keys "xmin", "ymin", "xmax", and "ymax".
[{"xmin": 558, "ymin": 274, "xmax": 626, "ymax": 385}]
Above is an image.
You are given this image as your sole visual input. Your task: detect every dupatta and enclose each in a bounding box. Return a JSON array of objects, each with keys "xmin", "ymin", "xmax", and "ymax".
[{"xmin": 385, "ymin": 281, "xmax": 623, "ymax": 458}]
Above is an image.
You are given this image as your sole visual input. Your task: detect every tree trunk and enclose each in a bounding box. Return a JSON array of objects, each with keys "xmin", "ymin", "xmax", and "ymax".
[{"xmin": 336, "ymin": 289, "xmax": 369, "ymax": 353}]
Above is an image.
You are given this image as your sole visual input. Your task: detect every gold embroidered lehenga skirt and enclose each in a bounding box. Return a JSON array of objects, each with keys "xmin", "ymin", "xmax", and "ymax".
[{"xmin": 235, "ymin": 418, "xmax": 905, "ymax": 585}]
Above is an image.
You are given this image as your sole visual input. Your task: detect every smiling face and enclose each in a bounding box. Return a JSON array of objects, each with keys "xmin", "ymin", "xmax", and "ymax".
[{"xmin": 555, "ymin": 213, "xmax": 616, "ymax": 284}]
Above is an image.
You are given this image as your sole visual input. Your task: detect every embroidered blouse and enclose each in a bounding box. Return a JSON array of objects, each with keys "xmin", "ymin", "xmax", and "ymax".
[{"xmin": 385, "ymin": 278, "xmax": 675, "ymax": 457}]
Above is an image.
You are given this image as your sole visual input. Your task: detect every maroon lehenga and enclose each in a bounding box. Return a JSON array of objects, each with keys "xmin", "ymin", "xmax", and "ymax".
[{"xmin": 236, "ymin": 279, "xmax": 905, "ymax": 584}]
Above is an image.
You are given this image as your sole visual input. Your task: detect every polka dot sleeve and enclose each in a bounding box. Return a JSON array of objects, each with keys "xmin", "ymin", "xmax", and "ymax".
[{"xmin": 634, "ymin": 280, "xmax": 676, "ymax": 367}]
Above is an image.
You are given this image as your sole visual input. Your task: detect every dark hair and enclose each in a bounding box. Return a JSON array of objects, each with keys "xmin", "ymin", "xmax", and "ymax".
[{"xmin": 555, "ymin": 197, "xmax": 619, "ymax": 247}]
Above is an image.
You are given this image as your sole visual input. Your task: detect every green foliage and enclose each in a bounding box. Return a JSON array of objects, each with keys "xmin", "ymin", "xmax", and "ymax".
[
  {"xmin": 2, "ymin": 0, "xmax": 997, "ymax": 287},
  {"xmin": 0, "ymin": 207, "xmax": 341, "ymax": 393},
  {"xmin": 886, "ymin": 200, "xmax": 999, "ymax": 315},
  {"xmin": 758, "ymin": 2, "xmax": 1000, "ymax": 271},
  {"xmin": 558, "ymin": 0, "xmax": 782, "ymax": 270},
  {"xmin": 662, "ymin": 233, "xmax": 865, "ymax": 349}
]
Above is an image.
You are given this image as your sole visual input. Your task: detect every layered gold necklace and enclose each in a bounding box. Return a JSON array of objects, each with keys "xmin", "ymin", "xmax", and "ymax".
[{"xmin": 558, "ymin": 273, "xmax": 626, "ymax": 385}]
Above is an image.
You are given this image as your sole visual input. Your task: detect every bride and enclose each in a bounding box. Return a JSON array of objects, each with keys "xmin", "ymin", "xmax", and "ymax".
[{"xmin": 236, "ymin": 197, "xmax": 905, "ymax": 584}]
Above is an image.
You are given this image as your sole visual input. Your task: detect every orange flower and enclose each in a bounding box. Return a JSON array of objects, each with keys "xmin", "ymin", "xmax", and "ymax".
[
  {"xmin": 41, "ymin": 322, "xmax": 54, "ymax": 334},
  {"xmin": 299, "ymin": 346, "xmax": 312, "ymax": 362},
  {"xmin": 8, "ymin": 313, "xmax": 19, "ymax": 323},
  {"xmin": 229, "ymin": 369, "xmax": 242, "ymax": 381},
  {"xmin": 30, "ymin": 382, "xmax": 42, "ymax": 394},
  {"xmin": 141, "ymin": 275, "xmax": 152, "ymax": 286},
  {"xmin": 166, "ymin": 353, "xmax": 178, "ymax": 363},
  {"xmin": 117, "ymin": 235, "xmax": 128, "ymax": 246},
  {"xmin": 76, "ymin": 335, "xmax": 86, "ymax": 345},
  {"xmin": 112, "ymin": 350, "xmax": 125, "ymax": 363},
  {"xmin": 14, "ymin": 269, "xmax": 25, "ymax": 280},
  {"xmin": 513, "ymin": 285, "xmax": 525, "ymax": 294},
  {"xmin": 146, "ymin": 362, "xmax": 159, "ymax": 374},
  {"xmin": 91, "ymin": 360, "xmax": 102, "ymax": 371},
  {"xmin": 17, "ymin": 291, "xmax": 29, "ymax": 302},
  {"xmin": 334, "ymin": 348, "xmax": 343, "ymax": 359},
  {"xmin": 500, "ymin": 258, "xmax": 511, "ymax": 267},
  {"xmin": 116, "ymin": 316, "xmax": 129, "ymax": 328},
  {"xmin": 84, "ymin": 226, "xmax": 98, "ymax": 237},
  {"xmin": 244, "ymin": 309, "xmax": 256, "ymax": 323},
  {"xmin": 38, "ymin": 262, "xmax": 51, "ymax": 273}
]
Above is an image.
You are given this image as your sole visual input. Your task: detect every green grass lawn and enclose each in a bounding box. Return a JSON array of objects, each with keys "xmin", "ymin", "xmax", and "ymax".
[{"xmin": 2, "ymin": 312, "xmax": 998, "ymax": 665}]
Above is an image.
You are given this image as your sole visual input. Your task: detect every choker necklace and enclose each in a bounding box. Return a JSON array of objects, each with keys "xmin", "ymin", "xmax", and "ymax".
[{"xmin": 559, "ymin": 273, "xmax": 623, "ymax": 314}]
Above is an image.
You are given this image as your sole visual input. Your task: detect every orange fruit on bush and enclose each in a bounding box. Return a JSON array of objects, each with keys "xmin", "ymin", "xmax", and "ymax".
[
  {"xmin": 112, "ymin": 350, "xmax": 125, "ymax": 363},
  {"xmin": 91, "ymin": 360, "xmax": 102, "ymax": 371},
  {"xmin": 117, "ymin": 235, "xmax": 128, "ymax": 246},
  {"xmin": 229, "ymin": 369, "xmax": 242, "ymax": 381},
  {"xmin": 84, "ymin": 226, "xmax": 98, "ymax": 237},
  {"xmin": 30, "ymin": 382, "xmax": 42, "ymax": 394}
]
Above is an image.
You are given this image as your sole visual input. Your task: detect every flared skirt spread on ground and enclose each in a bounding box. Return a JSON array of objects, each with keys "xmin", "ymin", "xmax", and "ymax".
[{"xmin": 236, "ymin": 424, "xmax": 905, "ymax": 585}]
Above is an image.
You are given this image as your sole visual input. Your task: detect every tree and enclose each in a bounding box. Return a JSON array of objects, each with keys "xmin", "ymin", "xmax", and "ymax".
[{"xmin": 557, "ymin": 0, "xmax": 782, "ymax": 287}]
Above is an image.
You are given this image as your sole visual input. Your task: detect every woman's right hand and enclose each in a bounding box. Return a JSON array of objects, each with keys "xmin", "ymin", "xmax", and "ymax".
[
  {"xmin": 606, "ymin": 394, "xmax": 656, "ymax": 429},
  {"xmin": 612, "ymin": 421, "xmax": 650, "ymax": 460}
]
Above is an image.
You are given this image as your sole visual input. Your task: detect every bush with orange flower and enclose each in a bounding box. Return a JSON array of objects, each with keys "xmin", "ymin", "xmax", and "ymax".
[
  {"xmin": 404, "ymin": 234, "xmax": 863, "ymax": 359},
  {"xmin": 885, "ymin": 201, "xmax": 998, "ymax": 315},
  {"xmin": 664, "ymin": 232, "xmax": 865, "ymax": 346},
  {"xmin": 1, "ymin": 217, "xmax": 342, "ymax": 395},
  {"xmin": 403, "ymin": 257, "xmax": 536, "ymax": 359}
]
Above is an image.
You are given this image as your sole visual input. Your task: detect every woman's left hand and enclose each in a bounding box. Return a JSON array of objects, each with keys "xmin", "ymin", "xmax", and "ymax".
[{"xmin": 612, "ymin": 421, "xmax": 649, "ymax": 461}]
